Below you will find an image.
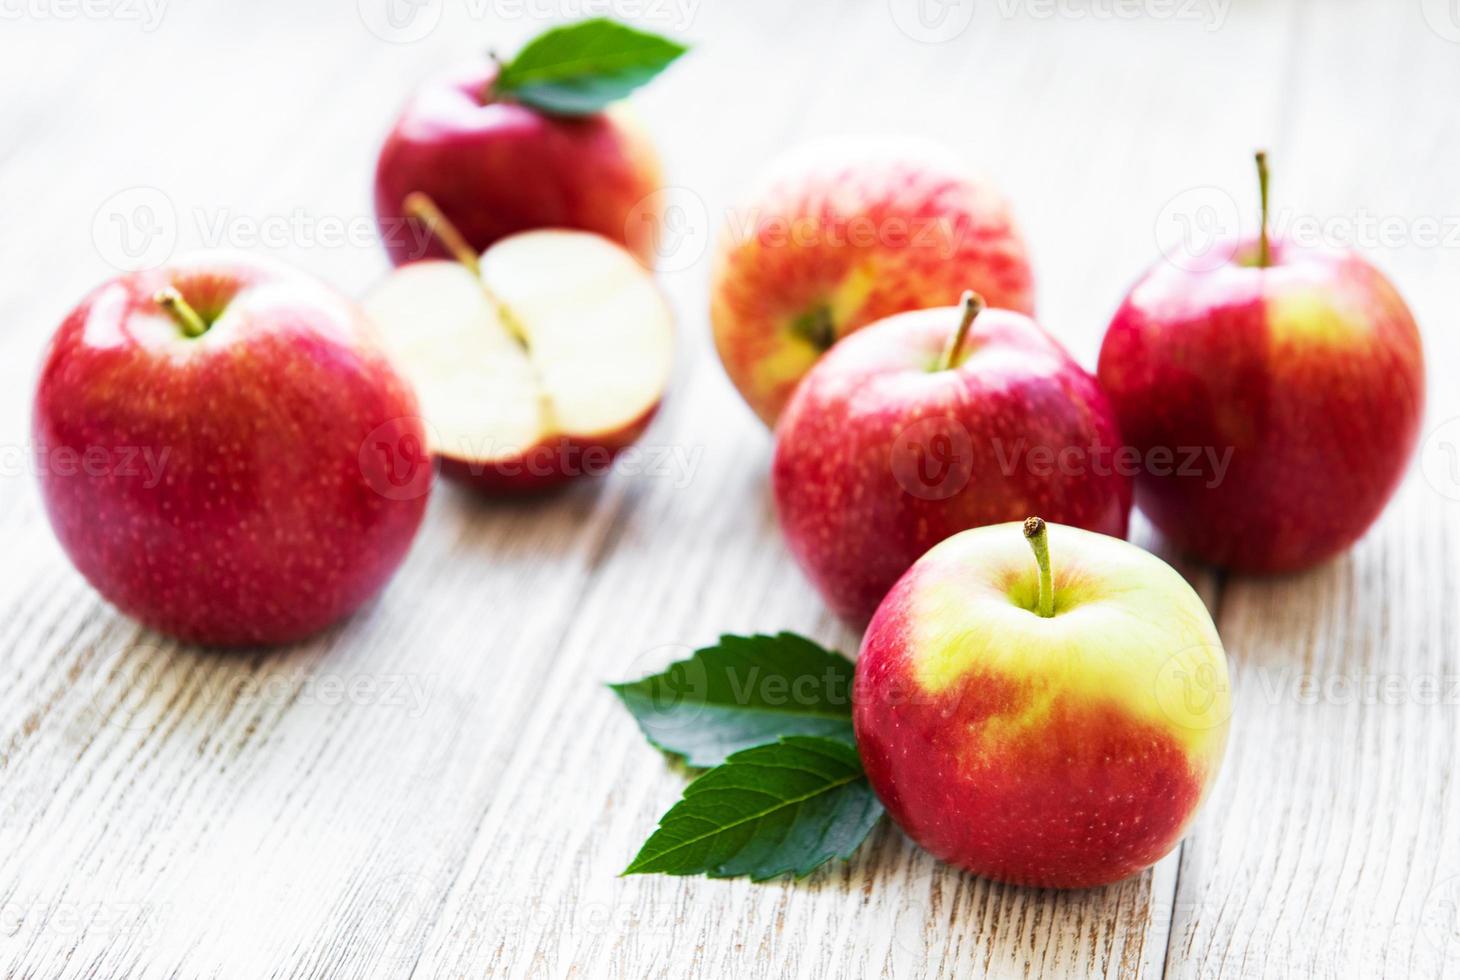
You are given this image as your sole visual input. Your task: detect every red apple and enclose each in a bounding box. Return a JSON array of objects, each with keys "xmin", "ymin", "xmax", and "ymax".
[
  {"xmin": 1097, "ymin": 154, "xmax": 1425, "ymax": 572},
  {"xmin": 32, "ymin": 253, "xmax": 431, "ymax": 647},
  {"xmin": 363, "ymin": 203, "xmax": 674, "ymax": 494},
  {"xmin": 855, "ymin": 518, "xmax": 1230, "ymax": 889},
  {"xmin": 711, "ymin": 138, "xmax": 1035, "ymax": 426},
  {"xmin": 374, "ymin": 60, "xmax": 664, "ymax": 268},
  {"xmin": 773, "ymin": 294, "xmax": 1131, "ymax": 624}
]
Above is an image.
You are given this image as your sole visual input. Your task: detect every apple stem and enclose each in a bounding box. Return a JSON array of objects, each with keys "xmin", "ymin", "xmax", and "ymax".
[
  {"xmin": 153, "ymin": 286, "xmax": 209, "ymax": 338},
  {"xmin": 1256, "ymin": 150, "xmax": 1272, "ymax": 268},
  {"xmin": 483, "ymin": 52, "xmax": 502, "ymax": 103},
  {"xmin": 402, "ymin": 191, "xmax": 533, "ymax": 350},
  {"xmin": 936, "ymin": 291, "xmax": 985, "ymax": 372},
  {"xmin": 403, "ymin": 192, "xmax": 482, "ymax": 277},
  {"xmin": 1023, "ymin": 516, "xmax": 1055, "ymax": 618}
]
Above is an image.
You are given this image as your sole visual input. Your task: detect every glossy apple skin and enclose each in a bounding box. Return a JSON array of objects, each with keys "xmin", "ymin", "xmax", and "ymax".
[
  {"xmin": 712, "ymin": 139, "xmax": 1035, "ymax": 426},
  {"xmin": 32, "ymin": 254, "xmax": 431, "ymax": 647},
  {"xmin": 854, "ymin": 522, "xmax": 1229, "ymax": 889},
  {"xmin": 1097, "ymin": 240, "xmax": 1424, "ymax": 572},
  {"xmin": 374, "ymin": 62, "xmax": 663, "ymax": 267},
  {"xmin": 773, "ymin": 306, "xmax": 1131, "ymax": 624},
  {"xmin": 437, "ymin": 406, "xmax": 659, "ymax": 494}
]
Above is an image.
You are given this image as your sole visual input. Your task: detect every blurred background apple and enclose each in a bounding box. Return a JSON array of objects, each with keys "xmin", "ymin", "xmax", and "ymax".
[
  {"xmin": 711, "ymin": 137, "xmax": 1034, "ymax": 426},
  {"xmin": 374, "ymin": 21, "xmax": 687, "ymax": 269}
]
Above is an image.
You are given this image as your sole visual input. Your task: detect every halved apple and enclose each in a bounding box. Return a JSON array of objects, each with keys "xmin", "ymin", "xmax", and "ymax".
[{"xmin": 364, "ymin": 229, "xmax": 674, "ymax": 493}]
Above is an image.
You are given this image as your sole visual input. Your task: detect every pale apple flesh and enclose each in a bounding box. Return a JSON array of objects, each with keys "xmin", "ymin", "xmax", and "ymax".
[
  {"xmin": 711, "ymin": 138, "xmax": 1036, "ymax": 426},
  {"xmin": 853, "ymin": 521, "xmax": 1230, "ymax": 889},
  {"xmin": 32, "ymin": 253, "xmax": 431, "ymax": 647},
  {"xmin": 1098, "ymin": 239, "xmax": 1424, "ymax": 572},
  {"xmin": 364, "ymin": 230, "xmax": 674, "ymax": 492},
  {"xmin": 374, "ymin": 61, "xmax": 663, "ymax": 267}
]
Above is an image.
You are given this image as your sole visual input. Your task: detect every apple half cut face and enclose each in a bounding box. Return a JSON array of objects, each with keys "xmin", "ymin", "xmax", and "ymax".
[{"xmin": 364, "ymin": 230, "xmax": 674, "ymax": 492}]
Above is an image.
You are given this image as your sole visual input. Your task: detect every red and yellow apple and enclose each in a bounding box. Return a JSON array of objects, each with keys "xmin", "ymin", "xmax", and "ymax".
[
  {"xmin": 1097, "ymin": 155, "xmax": 1425, "ymax": 572},
  {"xmin": 711, "ymin": 138, "xmax": 1035, "ymax": 426},
  {"xmin": 374, "ymin": 60, "xmax": 664, "ymax": 268},
  {"xmin": 773, "ymin": 295, "xmax": 1130, "ymax": 624},
  {"xmin": 364, "ymin": 214, "xmax": 674, "ymax": 493},
  {"xmin": 854, "ymin": 518, "xmax": 1230, "ymax": 889},
  {"xmin": 32, "ymin": 253, "xmax": 431, "ymax": 647}
]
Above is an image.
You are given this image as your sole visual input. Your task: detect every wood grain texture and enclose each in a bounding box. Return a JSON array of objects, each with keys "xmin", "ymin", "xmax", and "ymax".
[
  {"xmin": 1163, "ymin": 4, "xmax": 1460, "ymax": 978},
  {"xmin": 0, "ymin": 1, "xmax": 1455, "ymax": 977}
]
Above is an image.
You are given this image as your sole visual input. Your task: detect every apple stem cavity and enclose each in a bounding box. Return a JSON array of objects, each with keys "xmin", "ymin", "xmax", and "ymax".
[
  {"xmin": 1256, "ymin": 150, "xmax": 1272, "ymax": 268},
  {"xmin": 1023, "ymin": 516, "xmax": 1055, "ymax": 618},
  {"xmin": 154, "ymin": 286, "xmax": 210, "ymax": 339},
  {"xmin": 791, "ymin": 306, "xmax": 837, "ymax": 352},
  {"xmin": 936, "ymin": 291, "xmax": 985, "ymax": 372},
  {"xmin": 403, "ymin": 192, "xmax": 482, "ymax": 277}
]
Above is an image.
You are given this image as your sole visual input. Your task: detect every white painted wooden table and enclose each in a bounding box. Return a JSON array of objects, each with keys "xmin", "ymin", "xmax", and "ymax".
[{"xmin": 2, "ymin": 1, "xmax": 1459, "ymax": 976}]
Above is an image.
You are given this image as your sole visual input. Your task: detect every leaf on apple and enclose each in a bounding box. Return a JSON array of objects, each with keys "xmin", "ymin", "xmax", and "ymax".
[
  {"xmin": 609, "ymin": 632, "xmax": 855, "ymax": 768},
  {"xmin": 495, "ymin": 18, "xmax": 688, "ymax": 116},
  {"xmin": 623, "ymin": 736, "xmax": 884, "ymax": 881}
]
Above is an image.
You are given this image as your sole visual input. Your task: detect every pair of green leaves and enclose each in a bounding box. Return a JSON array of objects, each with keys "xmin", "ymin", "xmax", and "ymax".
[
  {"xmin": 494, "ymin": 19, "xmax": 688, "ymax": 116},
  {"xmin": 610, "ymin": 633, "xmax": 885, "ymax": 881}
]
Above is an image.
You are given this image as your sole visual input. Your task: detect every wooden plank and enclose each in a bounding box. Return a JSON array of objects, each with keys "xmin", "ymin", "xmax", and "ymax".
[{"xmin": 1163, "ymin": 4, "xmax": 1460, "ymax": 977}]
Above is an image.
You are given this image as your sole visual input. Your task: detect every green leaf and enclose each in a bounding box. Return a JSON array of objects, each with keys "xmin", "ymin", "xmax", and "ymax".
[
  {"xmin": 623, "ymin": 736, "xmax": 884, "ymax": 881},
  {"xmin": 609, "ymin": 633, "xmax": 855, "ymax": 768},
  {"xmin": 495, "ymin": 18, "xmax": 688, "ymax": 116}
]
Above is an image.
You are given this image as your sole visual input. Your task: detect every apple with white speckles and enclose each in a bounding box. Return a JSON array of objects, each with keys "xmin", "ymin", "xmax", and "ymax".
[
  {"xmin": 1097, "ymin": 153, "xmax": 1425, "ymax": 571},
  {"xmin": 374, "ymin": 58, "xmax": 664, "ymax": 268},
  {"xmin": 711, "ymin": 137, "xmax": 1035, "ymax": 427},
  {"xmin": 32, "ymin": 252, "xmax": 432, "ymax": 647},
  {"xmin": 854, "ymin": 518, "xmax": 1230, "ymax": 889},
  {"xmin": 772, "ymin": 293, "xmax": 1131, "ymax": 624}
]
